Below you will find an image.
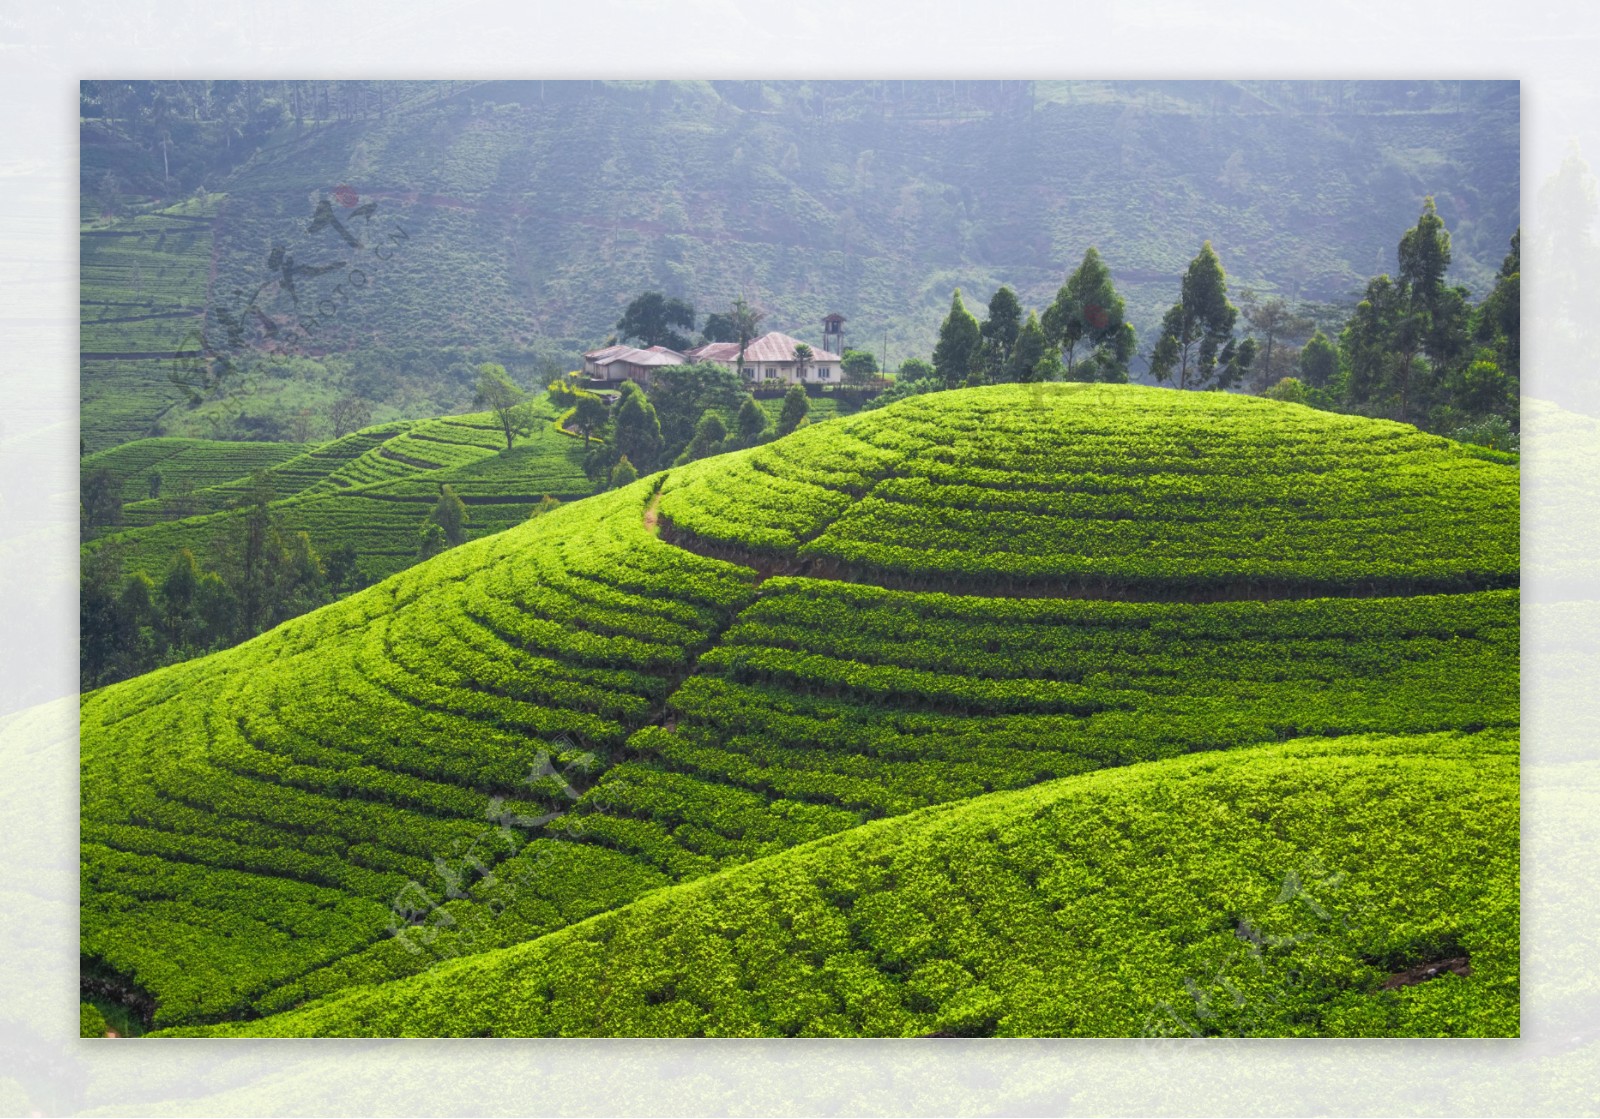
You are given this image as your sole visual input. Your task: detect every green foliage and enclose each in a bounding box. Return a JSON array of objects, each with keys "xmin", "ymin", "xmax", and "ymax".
[
  {"xmin": 932, "ymin": 290, "xmax": 982, "ymax": 389},
  {"xmin": 182, "ymin": 731, "xmax": 1518, "ymax": 1038},
  {"xmin": 82, "ymin": 482, "xmax": 760, "ymax": 1026},
  {"xmin": 80, "ymin": 1003, "xmax": 109, "ymax": 1039},
  {"xmin": 430, "ymin": 484, "xmax": 468, "ymax": 547},
  {"xmin": 617, "ymin": 291, "xmax": 696, "ymax": 351},
  {"xmin": 1042, "ymin": 247, "xmax": 1133, "ymax": 381},
  {"xmin": 80, "ymin": 407, "xmax": 590, "ymax": 685},
  {"xmin": 676, "ymin": 412, "xmax": 729, "ymax": 465},
  {"xmin": 1262, "ymin": 377, "xmax": 1310, "ymax": 405},
  {"xmin": 776, "ymin": 385, "xmax": 810, "ymax": 437},
  {"xmin": 840, "ymin": 349, "xmax": 879, "ymax": 386},
  {"xmin": 1002, "ymin": 311, "xmax": 1050, "ymax": 383},
  {"xmin": 1148, "ymin": 242, "xmax": 1253, "ymax": 390},
  {"xmin": 418, "ymin": 522, "xmax": 448, "ymax": 560},
  {"xmin": 661, "ymin": 384, "xmax": 1517, "ymax": 595},
  {"xmin": 475, "ymin": 364, "xmax": 536, "ymax": 450},
  {"xmin": 1240, "ymin": 293, "xmax": 1314, "ymax": 391},
  {"xmin": 976, "ymin": 285, "xmax": 1022, "ymax": 381},
  {"xmin": 1299, "ymin": 329, "xmax": 1338, "ymax": 388},
  {"xmin": 646, "ymin": 362, "xmax": 747, "ymax": 463},
  {"xmin": 1451, "ymin": 415, "xmax": 1520, "ymax": 455},
  {"xmin": 610, "ymin": 456, "xmax": 640, "ymax": 489},
  {"xmin": 735, "ymin": 397, "xmax": 769, "ymax": 448},
  {"xmin": 80, "ymin": 384, "xmax": 1517, "ymax": 1038}
]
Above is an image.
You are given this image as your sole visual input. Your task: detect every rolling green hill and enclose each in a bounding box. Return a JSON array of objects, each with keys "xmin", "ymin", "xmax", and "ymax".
[
  {"xmin": 175, "ymin": 729, "xmax": 1517, "ymax": 1038},
  {"xmin": 79, "ymin": 384, "xmax": 1519, "ymax": 1036},
  {"xmin": 81, "ymin": 436, "xmax": 303, "ymax": 505},
  {"xmin": 86, "ymin": 400, "xmax": 589, "ymax": 586},
  {"xmin": 79, "ymin": 80, "xmax": 1519, "ymax": 447}
]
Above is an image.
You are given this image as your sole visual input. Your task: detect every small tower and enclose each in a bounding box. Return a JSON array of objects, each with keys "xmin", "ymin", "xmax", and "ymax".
[{"xmin": 822, "ymin": 312, "xmax": 846, "ymax": 356}]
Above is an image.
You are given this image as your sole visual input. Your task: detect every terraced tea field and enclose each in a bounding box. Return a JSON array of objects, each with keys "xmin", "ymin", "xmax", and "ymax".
[
  {"xmin": 80, "ymin": 197, "xmax": 220, "ymax": 453},
  {"xmin": 87, "ymin": 402, "xmax": 590, "ymax": 586},
  {"xmin": 80, "ymin": 384, "xmax": 1520, "ymax": 1037}
]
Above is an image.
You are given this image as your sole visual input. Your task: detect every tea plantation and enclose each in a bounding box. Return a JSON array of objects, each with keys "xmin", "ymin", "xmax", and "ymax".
[
  {"xmin": 80, "ymin": 384, "xmax": 1520, "ymax": 1037},
  {"xmin": 87, "ymin": 400, "xmax": 591, "ymax": 585}
]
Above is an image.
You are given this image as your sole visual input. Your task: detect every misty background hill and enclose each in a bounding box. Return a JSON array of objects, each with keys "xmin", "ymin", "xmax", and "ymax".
[{"xmin": 79, "ymin": 79, "xmax": 1518, "ymax": 445}]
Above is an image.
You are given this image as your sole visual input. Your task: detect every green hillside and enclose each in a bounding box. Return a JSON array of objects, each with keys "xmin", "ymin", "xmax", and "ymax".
[
  {"xmin": 79, "ymin": 195, "xmax": 221, "ymax": 453},
  {"xmin": 178, "ymin": 730, "xmax": 1517, "ymax": 1038},
  {"xmin": 86, "ymin": 400, "xmax": 589, "ymax": 586},
  {"xmin": 81, "ymin": 437, "xmax": 303, "ymax": 505},
  {"xmin": 79, "ymin": 80, "xmax": 1519, "ymax": 446},
  {"xmin": 79, "ymin": 384, "xmax": 1518, "ymax": 1036}
]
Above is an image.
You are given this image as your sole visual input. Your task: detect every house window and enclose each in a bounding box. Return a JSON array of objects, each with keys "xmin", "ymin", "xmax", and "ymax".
[
  {"xmin": 741, "ymin": 367, "xmax": 755, "ymax": 380},
  {"xmin": 819, "ymin": 367, "xmax": 831, "ymax": 379},
  {"xmin": 766, "ymin": 368, "xmax": 778, "ymax": 379}
]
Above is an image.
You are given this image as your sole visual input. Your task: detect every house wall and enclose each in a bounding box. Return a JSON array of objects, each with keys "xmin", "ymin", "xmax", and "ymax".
[{"xmin": 736, "ymin": 361, "xmax": 841, "ymax": 386}]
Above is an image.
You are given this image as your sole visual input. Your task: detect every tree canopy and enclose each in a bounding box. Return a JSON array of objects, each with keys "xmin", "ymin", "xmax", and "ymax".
[
  {"xmin": 1042, "ymin": 247, "xmax": 1133, "ymax": 382},
  {"xmin": 932, "ymin": 289, "xmax": 982, "ymax": 388},
  {"xmin": 617, "ymin": 291, "xmax": 696, "ymax": 351},
  {"xmin": 1149, "ymin": 242, "xmax": 1256, "ymax": 390}
]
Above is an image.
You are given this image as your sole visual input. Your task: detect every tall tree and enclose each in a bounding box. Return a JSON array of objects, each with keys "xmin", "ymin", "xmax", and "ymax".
[
  {"xmin": 932, "ymin": 289, "xmax": 982, "ymax": 388},
  {"xmin": 1298, "ymin": 329, "xmax": 1338, "ymax": 389},
  {"xmin": 160, "ymin": 548, "xmax": 201, "ymax": 646},
  {"xmin": 1240, "ymin": 293, "xmax": 1312, "ymax": 391},
  {"xmin": 978, "ymin": 285, "xmax": 1022, "ymax": 380},
  {"xmin": 1148, "ymin": 242, "xmax": 1255, "ymax": 390},
  {"xmin": 792, "ymin": 342, "xmax": 813, "ymax": 384},
  {"xmin": 430, "ymin": 484, "xmax": 468, "ymax": 546},
  {"xmin": 735, "ymin": 396, "xmax": 769, "ymax": 447},
  {"xmin": 675, "ymin": 412, "xmax": 728, "ymax": 465},
  {"xmin": 80, "ymin": 468, "xmax": 123, "ymax": 534},
  {"xmin": 1340, "ymin": 200, "xmax": 1475, "ymax": 424},
  {"xmin": 776, "ymin": 384, "xmax": 809, "ymax": 436},
  {"xmin": 841, "ymin": 349, "xmax": 879, "ymax": 389},
  {"xmin": 730, "ymin": 295, "xmax": 764, "ymax": 371},
  {"xmin": 612, "ymin": 382, "xmax": 666, "ymax": 472},
  {"xmin": 1398, "ymin": 197, "xmax": 1471, "ymax": 381},
  {"xmin": 570, "ymin": 392, "xmax": 611, "ymax": 445},
  {"xmin": 645, "ymin": 361, "xmax": 745, "ymax": 462},
  {"xmin": 700, "ymin": 312, "xmax": 737, "ymax": 344},
  {"xmin": 330, "ymin": 394, "xmax": 373, "ymax": 438},
  {"xmin": 1472, "ymin": 228, "xmax": 1520, "ymax": 382},
  {"xmin": 1004, "ymin": 311, "xmax": 1053, "ymax": 383},
  {"xmin": 616, "ymin": 291, "xmax": 696, "ymax": 351},
  {"xmin": 475, "ymin": 363, "xmax": 536, "ymax": 450},
  {"xmin": 1042, "ymin": 247, "xmax": 1133, "ymax": 381}
]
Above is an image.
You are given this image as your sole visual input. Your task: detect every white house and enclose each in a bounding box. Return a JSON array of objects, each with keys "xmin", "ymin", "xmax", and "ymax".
[{"xmin": 685, "ymin": 332, "xmax": 843, "ymax": 386}]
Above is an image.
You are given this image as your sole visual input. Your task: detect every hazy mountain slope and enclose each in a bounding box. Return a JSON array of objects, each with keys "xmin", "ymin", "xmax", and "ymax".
[{"xmin": 81, "ymin": 81, "xmax": 1518, "ymax": 446}]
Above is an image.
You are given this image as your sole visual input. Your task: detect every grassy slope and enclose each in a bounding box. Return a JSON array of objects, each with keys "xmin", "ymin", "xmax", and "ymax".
[
  {"xmin": 79, "ymin": 386, "xmax": 1518, "ymax": 1033},
  {"xmin": 86, "ymin": 402, "xmax": 589, "ymax": 585},
  {"xmin": 80, "ymin": 196, "xmax": 220, "ymax": 453},
  {"xmin": 661, "ymin": 383, "xmax": 1518, "ymax": 593},
  {"xmin": 175, "ymin": 730, "xmax": 1518, "ymax": 1038},
  {"xmin": 81, "ymin": 437, "xmax": 304, "ymax": 505}
]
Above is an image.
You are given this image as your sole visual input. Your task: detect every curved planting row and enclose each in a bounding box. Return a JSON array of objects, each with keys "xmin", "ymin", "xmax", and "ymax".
[
  {"xmin": 93, "ymin": 405, "xmax": 590, "ymax": 584},
  {"xmin": 80, "ymin": 481, "xmax": 757, "ymax": 1026},
  {"xmin": 83, "ymin": 438, "xmax": 305, "ymax": 506},
  {"xmin": 659, "ymin": 384, "xmax": 1519, "ymax": 595},
  {"xmin": 572, "ymin": 578, "xmax": 1518, "ymax": 861},
  {"xmin": 175, "ymin": 730, "xmax": 1519, "ymax": 1038},
  {"xmin": 80, "ymin": 385, "xmax": 1521, "ymax": 1035}
]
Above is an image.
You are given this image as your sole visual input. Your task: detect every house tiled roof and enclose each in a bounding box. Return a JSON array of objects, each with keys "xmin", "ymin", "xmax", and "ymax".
[
  {"xmin": 590, "ymin": 345, "xmax": 688, "ymax": 369},
  {"xmin": 684, "ymin": 341, "xmax": 743, "ymax": 363},
  {"xmin": 739, "ymin": 332, "xmax": 841, "ymax": 364}
]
